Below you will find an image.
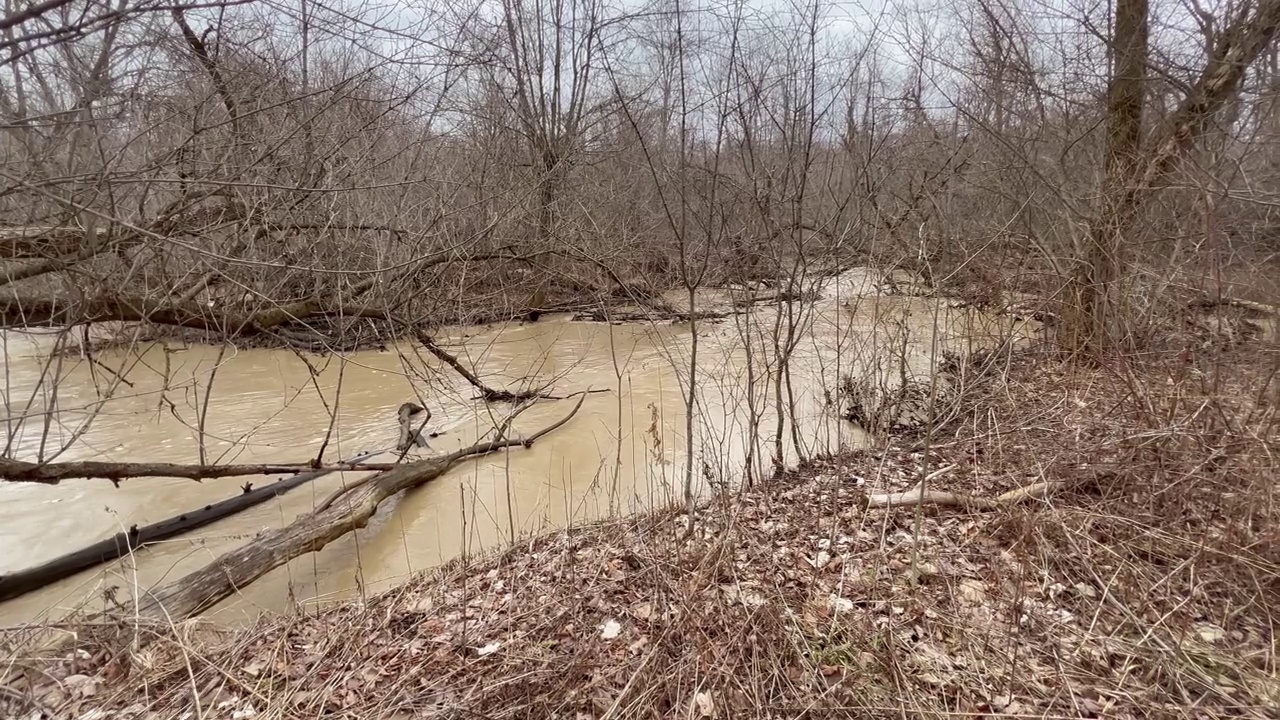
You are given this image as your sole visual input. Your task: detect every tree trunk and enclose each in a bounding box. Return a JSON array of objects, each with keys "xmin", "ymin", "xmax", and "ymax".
[
  {"xmin": 1068, "ymin": 0, "xmax": 1280, "ymax": 352},
  {"xmin": 1072, "ymin": 0, "xmax": 1148, "ymax": 352}
]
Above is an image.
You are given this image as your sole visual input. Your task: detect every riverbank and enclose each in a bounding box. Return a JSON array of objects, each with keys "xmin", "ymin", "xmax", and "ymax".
[
  {"xmin": 4, "ymin": 344, "xmax": 1275, "ymax": 719},
  {"xmin": 39, "ymin": 261, "xmax": 936, "ymax": 358},
  {"xmin": 42, "ymin": 278, "xmax": 785, "ymax": 357}
]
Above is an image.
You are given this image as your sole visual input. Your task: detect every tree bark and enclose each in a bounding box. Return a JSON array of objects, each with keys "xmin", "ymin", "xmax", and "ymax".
[{"xmin": 1073, "ymin": 0, "xmax": 1148, "ymax": 351}]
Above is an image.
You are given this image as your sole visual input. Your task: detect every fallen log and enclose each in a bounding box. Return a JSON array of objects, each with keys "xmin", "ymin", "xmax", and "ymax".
[
  {"xmin": 0, "ymin": 226, "xmax": 90, "ymax": 259},
  {"xmin": 0, "ymin": 449, "xmax": 386, "ymax": 604},
  {"xmin": 1189, "ymin": 295, "xmax": 1279, "ymax": 317},
  {"xmin": 129, "ymin": 396, "xmax": 584, "ymax": 622},
  {"xmin": 864, "ymin": 479, "xmax": 1058, "ymax": 510},
  {"xmin": 570, "ymin": 308, "xmax": 738, "ymax": 324}
]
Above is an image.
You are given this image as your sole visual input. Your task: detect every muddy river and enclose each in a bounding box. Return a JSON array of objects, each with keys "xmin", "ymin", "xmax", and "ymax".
[{"xmin": 0, "ymin": 269, "xmax": 1035, "ymax": 628}]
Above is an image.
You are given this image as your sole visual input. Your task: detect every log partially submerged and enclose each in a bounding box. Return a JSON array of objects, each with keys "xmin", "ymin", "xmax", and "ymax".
[
  {"xmin": 129, "ymin": 396, "xmax": 583, "ymax": 622},
  {"xmin": 0, "ymin": 449, "xmax": 385, "ymax": 603}
]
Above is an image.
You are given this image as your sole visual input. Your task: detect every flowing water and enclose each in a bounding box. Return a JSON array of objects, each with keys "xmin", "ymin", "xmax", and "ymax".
[{"xmin": 0, "ymin": 269, "xmax": 1037, "ymax": 628}]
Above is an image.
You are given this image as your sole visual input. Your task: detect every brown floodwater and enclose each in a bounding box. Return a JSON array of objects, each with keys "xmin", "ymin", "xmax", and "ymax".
[{"xmin": 0, "ymin": 269, "xmax": 1037, "ymax": 628}]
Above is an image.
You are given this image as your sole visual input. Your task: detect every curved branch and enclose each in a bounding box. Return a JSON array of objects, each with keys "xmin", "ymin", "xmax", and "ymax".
[
  {"xmin": 416, "ymin": 331, "xmax": 541, "ymax": 403},
  {"xmin": 172, "ymin": 8, "xmax": 238, "ymax": 130},
  {"xmin": 415, "ymin": 332, "xmax": 606, "ymax": 402}
]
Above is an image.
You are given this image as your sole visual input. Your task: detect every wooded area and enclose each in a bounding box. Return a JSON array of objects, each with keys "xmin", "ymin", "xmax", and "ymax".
[
  {"xmin": 3, "ymin": 0, "xmax": 1280, "ymax": 627},
  {"xmin": 2, "ymin": 0, "xmax": 1277, "ymax": 353}
]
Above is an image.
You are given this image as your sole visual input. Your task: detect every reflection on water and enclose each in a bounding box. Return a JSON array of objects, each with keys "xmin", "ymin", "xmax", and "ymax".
[{"xmin": 0, "ymin": 269, "xmax": 1037, "ymax": 627}]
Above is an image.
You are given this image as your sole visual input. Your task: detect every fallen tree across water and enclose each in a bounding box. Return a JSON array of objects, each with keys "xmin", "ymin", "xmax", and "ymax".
[
  {"xmin": 0, "ymin": 449, "xmax": 386, "ymax": 603},
  {"xmin": 0, "ymin": 457, "xmax": 403, "ymax": 485},
  {"xmin": 123, "ymin": 396, "xmax": 583, "ymax": 623}
]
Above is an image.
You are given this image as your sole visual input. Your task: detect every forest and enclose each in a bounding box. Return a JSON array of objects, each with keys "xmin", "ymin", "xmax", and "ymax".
[{"xmin": 2, "ymin": 0, "xmax": 1278, "ymax": 717}]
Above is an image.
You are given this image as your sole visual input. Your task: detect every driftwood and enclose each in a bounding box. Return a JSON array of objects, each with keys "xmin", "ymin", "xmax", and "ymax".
[
  {"xmin": 568, "ymin": 288, "xmax": 793, "ymax": 325},
  {"xmin": 570, "ymin": 308, "xmax": 737, "ymax": 324},
  {"xmin": 0, "ymin": 449, "xmax": 385, "ymax": 603},
  {"xmin": 126, "ymin": 396, "xmax": 583, "ymax": 622},
  {"xmin": 865, "ymin": 479, "xmax": 1058, "ymax": 510},
  {"xmin": 1189, "ymin": 295, "xmax": 1279, "ymax": 317}
]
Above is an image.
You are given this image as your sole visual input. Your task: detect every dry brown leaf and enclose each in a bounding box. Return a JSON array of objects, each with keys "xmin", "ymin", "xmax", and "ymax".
[
  {"xmin": 1196, "ymin": 623, "xmax": 1226, "ymax": 643},
  {"xmin": 958, "ymin": 579, "xmax": 986, "ymax": 605},
  {"xmin": 693, "ymin": 690, "xmax": 715, "ymax": 717}
]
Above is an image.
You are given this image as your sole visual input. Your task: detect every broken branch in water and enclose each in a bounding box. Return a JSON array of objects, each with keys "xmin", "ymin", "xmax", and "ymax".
[
  {"xmin": 123, "ymin": 395, "xmax": 585, "ymax": 622},
  {"xmin": 414, "ymin": 330, "xmax": 606, "ymax": 403},
  {"xmin": 314, "ymin": 398, "xmax": 544, "ymax": 514},
  {"xmin": 0, "ymin": 458, "xmax": 402, "ymax": 485}
]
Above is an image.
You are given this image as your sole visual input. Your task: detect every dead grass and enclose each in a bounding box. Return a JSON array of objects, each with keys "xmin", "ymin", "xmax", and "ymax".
[{"xmin": 3, "ymin": 344, "xmax": 1278, "ymax": 720}]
